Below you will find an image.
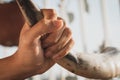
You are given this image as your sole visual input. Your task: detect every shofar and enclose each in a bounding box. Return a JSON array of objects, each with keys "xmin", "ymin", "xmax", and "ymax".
[
  {"xmin": 16, "ymin": 0, "xmax": 120, "ymax": 79},
  {"xmin": 57, "ymin": 47, "xmax": 120, "ymax": 79}
]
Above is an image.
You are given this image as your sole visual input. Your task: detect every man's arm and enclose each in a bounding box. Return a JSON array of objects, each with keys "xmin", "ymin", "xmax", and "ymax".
[
  {"xmin": 0, "ymin": 12, "xmax": 62, "ymax": 79},
  {"xmin": 0, "ymin": 53, "xmax": 35, "ymax": 80},
  {"xmin": 17, "ymin": 1, "xmax": 120, "ymax": 79},
  {"xmin": 0, "ymin": 8, "xmax": 74, "ymax": 79}
]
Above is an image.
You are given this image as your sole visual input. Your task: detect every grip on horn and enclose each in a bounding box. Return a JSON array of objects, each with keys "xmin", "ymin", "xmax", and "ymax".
[{"xmin": 16, "ymin": 0, "xmax": 44, "ymax": 26}]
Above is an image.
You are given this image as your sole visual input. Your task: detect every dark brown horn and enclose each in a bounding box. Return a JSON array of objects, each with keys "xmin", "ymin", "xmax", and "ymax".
[{"xmin": 16, "ymin": 0, "xmax": 43, "ymax": 26}]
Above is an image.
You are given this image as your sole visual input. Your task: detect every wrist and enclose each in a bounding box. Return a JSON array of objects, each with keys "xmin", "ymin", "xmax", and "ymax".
[
  {"xmin": 0, "ymin": 52, "xmax": 26, "ymax": 80},
  {"xmin": 0, "ymin": 51, "xmax": 38, "ymax": 80},
  {"xmin": 13, "ymin": 51, "xmax": 40, "ymax": 77},
  {"xmin": 15, "ymin": 50, "xmax": 42, "ymax": 71}
]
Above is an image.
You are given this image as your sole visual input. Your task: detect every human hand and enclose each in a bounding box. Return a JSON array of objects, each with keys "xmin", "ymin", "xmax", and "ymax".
[
  {"xmin": 35, "ymin": 10, "xmax": 74, "ymax": 75},
  {"xmin": 42, "ymin": 18, "xmax": 74, "ymax": 60},
  {"xmin": 14, "ymin": 9, "xmax": 73, "ymax": 78},
  {"xmin": 34, "ymin": 9, "xmax": 74, "ymax": 74},
  {"xmin": 14, "ymin": 9, "xmax": 63, "ymax": 75},
  {"xmin": 0, "ymin": 9, "xmax": 74, "ymax": 80}
]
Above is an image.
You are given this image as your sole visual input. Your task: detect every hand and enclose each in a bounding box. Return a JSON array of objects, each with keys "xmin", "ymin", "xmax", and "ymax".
[
  {"xmin": 0, "ymin": 9, "xmax": 74, "ymax": 80},
  {"xmin": 42, "ymin": 17, "xmax": 74, "ymax": 60},
  {"xmin": 14, "ymin": 9, "xmax": 63, "ymax": 77},
  {"xmin": 35, "ymin": 10, "xmax": 74, "ymax": 74},
  {"xmin": 13, "ymin": 9, "xmax": 74, "ymax": 79},
  {"xmin": 16, "ymin": 9, "xmax": 74, "ymax": 75}
]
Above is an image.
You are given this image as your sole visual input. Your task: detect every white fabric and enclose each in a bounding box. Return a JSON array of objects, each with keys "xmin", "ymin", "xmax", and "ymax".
[{"xmin": 0, "ymin": 0, "xmax": 14, "ymax": 4}]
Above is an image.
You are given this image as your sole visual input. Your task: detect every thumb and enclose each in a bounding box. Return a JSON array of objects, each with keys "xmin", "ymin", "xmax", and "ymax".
[{"xmin": 27, "ymin": 19, "xmax": 63, "ymax": 40}]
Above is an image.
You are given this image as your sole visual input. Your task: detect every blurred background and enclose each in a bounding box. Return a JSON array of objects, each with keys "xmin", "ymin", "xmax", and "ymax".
[{"xmin": 0, "ymin": 0, "xmax": 120, "ymax": 80}]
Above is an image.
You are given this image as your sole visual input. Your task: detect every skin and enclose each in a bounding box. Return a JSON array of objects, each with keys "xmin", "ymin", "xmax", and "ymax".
[
  {"xmin": 2, "ymin": 1, "xmax": 120, "ymax": 80},
  {"xmin": 0, "ymin": 2, "xmax": 74, "ymax": 80},
  {"xmin": 37, "ymin": 6, "xmax": 120, "ymax": 80}
]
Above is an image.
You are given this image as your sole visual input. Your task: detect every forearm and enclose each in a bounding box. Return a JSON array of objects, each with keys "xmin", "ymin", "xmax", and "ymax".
[
  {"xmin": 0, "ymin": 52, "xmax": 36, "ymax": 80},
  {"xmin": 57, "ymin": 48, "xmax": 120, "ymax": 79}
]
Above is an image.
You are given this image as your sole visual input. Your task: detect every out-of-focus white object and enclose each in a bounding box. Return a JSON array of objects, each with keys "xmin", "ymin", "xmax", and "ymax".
[{"xmin": 0, "ymin": 0, "xmax": 14, "ymax": 4}]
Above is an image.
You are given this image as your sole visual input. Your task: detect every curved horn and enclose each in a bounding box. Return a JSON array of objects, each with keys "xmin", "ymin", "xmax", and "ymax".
[{"xmin": 16, "ymin": 0, "xmax": 120, "ymax": 79}]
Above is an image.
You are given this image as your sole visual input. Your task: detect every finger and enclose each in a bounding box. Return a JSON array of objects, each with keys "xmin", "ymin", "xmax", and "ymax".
[
  {"xmin": 45, "ymin": 27, "xmax": 72, "ymax": 57},
  {"xmin": 21, "ymin": 9, "xmax": 58, "ymax": 35},
  {"xmin": 41, "ymin": 9, "xmax": 57, "ymax": 20},
  {"xmin": 57, "ymin": 17, "xmax": 66, "ymax": 26},
  {"xmin": 42, "ymin": 26, "xmax": 65, "ymax": 48},
  {"xmin": 27, "ymin": 19, "xmax": 63, "ymax": 41},
  {"xmin": 20, "ymin": 22, "xmax": 30, "ymax": 36},
  {"xmin": 42, "ymin": 17, "xmax": 65, "ymax": 48},
  {"xmin": 53, "ymin": 39, "xmax": 74, "ymax": 60}
]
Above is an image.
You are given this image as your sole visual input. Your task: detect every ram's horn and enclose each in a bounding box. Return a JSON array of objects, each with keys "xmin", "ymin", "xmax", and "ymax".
[
  {"xmin": 16, "ymin": 0, "xmax": 120, "ymax": 79},
  {"xmin": 16, "ymin": 0, "xmax": 43, "ymax": 26}
]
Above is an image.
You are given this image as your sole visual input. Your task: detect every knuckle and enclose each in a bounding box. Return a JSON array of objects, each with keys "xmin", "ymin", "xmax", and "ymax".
[
  {"xmin": 42, "ymin": 9, "xmax": 57, "ymax": 20},
  {"xmin": 57, "ymin": 17, "xmax": 66, "ymax": 26},
  {"xmin": 68, "ymin": 39, "xmax": 74, "ymax": 48},
  {"xmin": 63, "ymin": 50, "xmax": 68, "ymax": 56},
  {"xmin": 47, "ymin": 39, "xmax": 57, "ymax": 46},
  {"xmin": 49, "ymin": 38, "xmax": 57, "ymax": 44},
  {"xmin": 51, "ymin": 41, "xmax": 57, "ymax": 46},
  {"xmin": 56, "ymin": 45, "xmax": 62, "ymax": 51},
  {"xmin": 66, "ymin": 27, "xmax": 72, "ymax": 35},
  {"xmin": 71, "ymin": 38, "xmax": 75, "ymax": 45},
  {"xmin": 43, "ymin": 39, "xmax": 57, "ymax": 48},
  {"xmin": 64, "ymin": 28, "xmax": 72, "ymax": 38},
  {"xmin": 49, "ymin": 9, "xmax": 56, "ymax": 14}
]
